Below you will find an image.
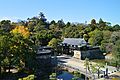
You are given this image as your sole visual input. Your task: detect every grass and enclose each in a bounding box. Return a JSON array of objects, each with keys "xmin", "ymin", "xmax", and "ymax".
[
  {"xmin": 91, "ymin": 59, "xmax": 117, "ymax": 67},
  {"xmin": 91, "ymin": 59, "xmax": 107, "ymax": 65}
]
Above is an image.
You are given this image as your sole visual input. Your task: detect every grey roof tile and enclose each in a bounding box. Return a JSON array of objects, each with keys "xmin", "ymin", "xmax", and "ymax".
[{"xmin": 62, "ymin": 38, "xmax": 87, "ymax": 46}]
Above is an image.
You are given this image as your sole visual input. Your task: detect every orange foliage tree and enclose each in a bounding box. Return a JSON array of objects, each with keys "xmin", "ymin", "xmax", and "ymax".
[{"xmin": 11, "ymin": 26, "xmax": 30, "ymax": 38}]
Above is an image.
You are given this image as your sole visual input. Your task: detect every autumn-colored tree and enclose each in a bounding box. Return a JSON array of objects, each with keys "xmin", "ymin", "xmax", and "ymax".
[{"xmin": 11, "ymin": 26, "xmax": 30, "ymax": 38}]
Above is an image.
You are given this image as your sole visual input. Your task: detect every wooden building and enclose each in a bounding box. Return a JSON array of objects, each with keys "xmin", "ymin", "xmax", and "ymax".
[{"xmin": 61, "ymin": 38, "xmax": 105, "ymax": 60}]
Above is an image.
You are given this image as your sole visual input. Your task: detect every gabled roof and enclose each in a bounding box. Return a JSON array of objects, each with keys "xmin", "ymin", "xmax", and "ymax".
[{"xmin": 62, "ymin": 38, "xmax": 87, "ymax": 47}]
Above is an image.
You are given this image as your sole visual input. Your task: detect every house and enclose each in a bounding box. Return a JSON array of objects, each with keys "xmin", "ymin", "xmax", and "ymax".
[{"xmin": 61, "ymin": 38, "xmax": 105, "ymax": 60}]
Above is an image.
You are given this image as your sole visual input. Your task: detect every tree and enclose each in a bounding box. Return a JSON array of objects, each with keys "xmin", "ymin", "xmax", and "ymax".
[
  {"xmin": 91, "ymin": 19, "xmax": 96, "ymax": 25},
  {"xmin": 0, "ymin": 20, "xmax": 12, "ymax": 32},
  {"xmin": 49, "ymin": 73, "xmax": 57, "ymax": 80},
  {"xmin": 112, "ymin": 40, "xmax": 120, "ymax": 66},
  {"xmin": 83, "ymin": 34, "xmax": 89, "ymax": 42},
  {"xmin": 48, "ymin": 38, "xmax": 58, "ymax": 49},
  {"xmin": 17, "ymin": 20, "xmax": 28, "ymax": 26},
  {"xmin": 84, "ymin": 58, "xmax": 97, "ymax": 80},
  {"xmin": 94, "ymin": 63, "xmax": 104, "ymax": 78},
  {"xmin": 0, "ymin": 34, "xmax": 11, "ymax": 73},
  {"xmin": 11, "ymin": 26, "xmax": 30, "ymax": 38},
  {"xmin": 50, "ymin": 20, "xmax": 56, "ymax": 25},
  {"xmin": 66, "ymin": 22, "xmax": 71, "ymax": 27},
  {"xmin": 89, "ymin": 63, "xmax": 97, "ymax": 80},
  {"xmin": 39, "ymin": 12, "xmax": 47, "ymax": 22},
  {"xmin": 84, "ymin": 58, "xmax": 90, "ymax": 80},
  {"xmin": 62, "ymin": 26, "xmax": 81, "ymax": 38},
  {"xmin": 49, "ymin": 23, "xmax": 56, "ymax": 30},
  {"xmin": 34, "ymin": 30, "xmax": 54, "ymax": 46},
  {"xmin": 84, "ymin": 58, "xmax": 104, "ymax": 79},
  {"xmin": 0, "ymin": 26, "xmax": 36, "ymax": 73},
  {"xmin": 88, "ymin": 30, "xmax": 103, "ymax": 46},
  {"xmin": 72, "ymin": 71, "xmax": 81, "ymax": 80},
  {"xmin": 98, "ymin": 18, "xmax": 106, "ymax": 30},
  {"xmin": 57, "ymin": 19, "xmax": 65, "ymax": 28},
  {"xmin": 100, "ymin": 31, "xmax": 112, "ymax": 53},
  {"xmin": 110, "ymin": 31, "xmax": 120, "ymax": 45},
  {"xmin": 18, "ymin": 74, "xmax": 35, "ymax": 80},
  {"xmin": 112, "ymin": 24, "xmax": 120, "ymax": 31},
  {"xmin": 10, "ymin": 33, "xmax": 36, "ymax": 70}
]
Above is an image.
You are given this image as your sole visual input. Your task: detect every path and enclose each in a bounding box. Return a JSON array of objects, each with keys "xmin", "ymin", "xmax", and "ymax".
[{"xmin": 57, "ymin": 55, "xmax": 119, "ymax": 79}]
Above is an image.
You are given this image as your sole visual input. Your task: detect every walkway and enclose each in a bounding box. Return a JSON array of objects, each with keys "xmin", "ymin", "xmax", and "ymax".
[
  {"xmin": 57, "ymin": 55, "xmax": 97, "ymax": 79},
  {"xmin": 57, "ymin": 55, "xmax": 119, "ymax": 79}
]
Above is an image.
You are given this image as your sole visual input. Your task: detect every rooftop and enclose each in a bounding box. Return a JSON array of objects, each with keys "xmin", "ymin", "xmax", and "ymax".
[
  {"xmin": 62, "ymin": 38, "xmax": 87, "ymax": 47},
  {"xmin": 37, "ymin": 46, "xmax": 52, "ymax": 55}
]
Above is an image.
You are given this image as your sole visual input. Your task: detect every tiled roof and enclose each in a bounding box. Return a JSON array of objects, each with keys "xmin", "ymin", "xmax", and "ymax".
[
  {"xmin": 37, "ymin": 46, "xmax": 52, "ymax": 54},
  {"xmin": 62, "ymin": 38, "xmax": 87, "ymax": 46}
]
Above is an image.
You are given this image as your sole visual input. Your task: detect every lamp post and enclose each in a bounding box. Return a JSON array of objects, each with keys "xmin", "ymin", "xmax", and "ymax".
[{"xmin": 105, "ymin": 63, "xmax": 108, "ymax": 77}]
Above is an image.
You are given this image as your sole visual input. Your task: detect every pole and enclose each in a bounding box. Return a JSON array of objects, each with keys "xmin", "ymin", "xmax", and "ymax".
[{"xmin": 85, "ymin": 62, "xmax": 87, "ymax": 80}]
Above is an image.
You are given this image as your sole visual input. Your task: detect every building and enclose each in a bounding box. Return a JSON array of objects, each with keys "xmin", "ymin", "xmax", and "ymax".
[
  {"xmin": 36, "ymin": 46, "xmax": 53, "ymax": 59},
  {"xmin": 73, "ymin": 46, "xmax": 105, "ymax": 60},
  {"xmin": 59, "ymin": 38, "xmax": 87, "ymax": 55},
  {"xmin": 61, "ymin": 38, "xmax": 105, "ymax": 60},
  {"xmin": 35, "ymin": 46, "xmax": 56, "ymax": 79},
  {"xmin": 62, "ymin": 38, "xmax": 87, "ymax": 47}
]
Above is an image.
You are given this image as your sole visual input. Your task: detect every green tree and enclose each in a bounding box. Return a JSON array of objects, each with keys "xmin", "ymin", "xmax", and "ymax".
[
  {"xmin": 49, "ymin": 73, "xmax": 57, "ymax": 80},
  {"xmin": 110, "ymin": 31, "xmax": 120, "ymax": 45},
  {"xmin": 72, "ymin": 71, "xmax": 81, "ymax": 80},
  {"xmin": 112, "ymin": 24, "xmax": 120, "ymax": 31},
  {"xmin": 0, "ymin": 34, "xmax": 12, "ymax": 73},
  {"xmin": 0, "ymin": 26, "xmax": 36, "ymax": 74},
  {"xmin": 18, "ymin": 74, "xmax": 35, "ymax": 80},
  {"xmin": 83, "ymin": 34, "xmax": 89, "ymax": 42},
  {"xmin": 91, "ymin": 19, "xmax": 96, "ymax": 25},
  {"xmin": 94, "ymin": 63, "xmax": 104, "ymax": 78},
  {"xmin": 11, "ymin": 33, "xmax": 36, "ymax": 70},
  {"xmin": 98, "ymin": 18, "xmax": 106, "ymax": 30},
  {"xmin": 57, "ymin": 19, "xmax": 65, "ymax": 28},
  {"xmin": 48, "ymin": 38, "xmax": 58, "ymax": 49},
  {"xmin": 100, "ymin": 31, "xmax": 112, "ymax": 53},
  {"xmin": 34, "ymin": 30, "xmax": 54, "ymax": 46},
  {"xmin": 112, "ymin": 40, "xmax": 120, "ymax": 66},
  {"xmin": 0, "ymin": 20, "xmax": 12, "ymax": 32},
  {"xmin": 84, "ymin": 58, "xmax": 90, "ymax": 80},
  {"xmin": 88, "ymin": 30, "xmax": 103, "ymax": 46},
  {"xmin": 90, "ymin": 19, "xmax": 97, "ymax": 31}
]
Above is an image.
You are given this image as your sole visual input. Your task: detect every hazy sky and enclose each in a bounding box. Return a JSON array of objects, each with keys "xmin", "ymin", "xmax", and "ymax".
[{"xmin": 0, "ymin": 0, "xmax": 120, "ymax": 25}]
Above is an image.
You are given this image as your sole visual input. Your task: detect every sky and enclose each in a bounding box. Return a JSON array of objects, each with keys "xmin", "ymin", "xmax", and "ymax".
[{"xmin": 0, "ymin": 0, "xmax": 120, "ymax": 25}]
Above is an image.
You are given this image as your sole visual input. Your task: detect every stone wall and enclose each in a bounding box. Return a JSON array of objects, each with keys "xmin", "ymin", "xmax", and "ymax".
[
  {"xmin": 81, "ymin": 49, "xmax": 105, "ymax": 60},
  {"xmin": 73, "ymin": 48, "xmax": 105, "ymax": 60}
]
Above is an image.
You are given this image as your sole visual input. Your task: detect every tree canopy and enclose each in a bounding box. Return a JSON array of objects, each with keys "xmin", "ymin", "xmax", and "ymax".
[{"xmin": 0, "ymin": 12, "xmax": 120, "ymax": 75}]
